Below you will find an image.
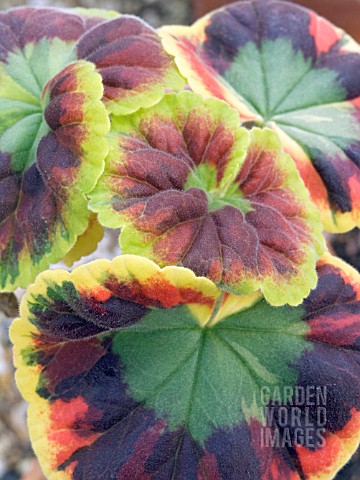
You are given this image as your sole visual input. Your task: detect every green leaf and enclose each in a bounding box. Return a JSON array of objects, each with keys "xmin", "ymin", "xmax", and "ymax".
[
  {"xmin": 160, "ymin": 0, "xmax": 360, "ymax": 232},
  {"xmin": 0, "ymin": 6, "xmax": 184, "ymax": 290},
  {"xmin": 10, "ymin": 252, "xmax": 360, "ymax": 480},
  {"xmin": 90, "ymin": 91, "xmax": 324, "ymax": 305}
]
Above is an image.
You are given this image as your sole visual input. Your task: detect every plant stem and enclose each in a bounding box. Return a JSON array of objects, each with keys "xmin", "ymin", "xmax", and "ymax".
[{"xmin": 204, "ymin": 291, "xmax": 226, "ymax": 328}]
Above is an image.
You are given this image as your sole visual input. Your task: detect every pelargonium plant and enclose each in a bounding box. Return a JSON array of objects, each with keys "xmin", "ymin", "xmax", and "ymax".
[{"xmin": 2, "ymin": 1, "xmax": 359, "ymax": 479}]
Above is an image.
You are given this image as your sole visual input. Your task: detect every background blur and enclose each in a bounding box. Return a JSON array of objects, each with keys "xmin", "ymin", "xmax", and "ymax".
[{"xmin": 0, "ymin": 0, "xmax": 358, "ymax": 479}]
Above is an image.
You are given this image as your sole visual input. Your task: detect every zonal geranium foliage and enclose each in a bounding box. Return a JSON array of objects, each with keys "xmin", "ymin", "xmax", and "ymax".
[
  {"xmin": 11, "ymin": 253, "xmax": 360, "ymax": 480},
  {"xmin": 0, "ymin": 59, "xmax": 109, "ymax": 291},
  {"xmin": 0, "ymin": 7, "xmax": 184, "ymax": 114},
  {"xmin": 159, "ymin": 0, "xmax": 360, "ymax": 233},
  {"xmin": 73, "ymin": 13, "xmax": 185, "ymax": 115},
  {"xmin": 0, "ymin": 6, "xmax": 184, "ymax": 291},
  {"xmin": 90, "ymin": 92, "xmax": 324, "ymax": 306}
]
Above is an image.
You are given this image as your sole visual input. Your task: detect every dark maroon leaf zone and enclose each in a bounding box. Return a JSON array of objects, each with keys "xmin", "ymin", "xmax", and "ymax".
[
  {"xmin": 316, "ymin": 50, "xmax": 360, "ymax": 101},
  {"xmin": 308, "ymin": 146, "xmax": 358, "ymax": 213},
  {"xmin": 0, "ymin": 122, "xmax": 82, "ymax": 279},
  {"xmin": 34, "ymin": 339, "xmax": 108, "ymax": 399},
  {"xmin": 115, "ymin": 135, "xmax": 192, "ymax": 199},
  {"xmin": 304, "ymin": 263, "xmax": 360, "ymax": 348},
  {"xmin": 295, "ymin": 346, "xmax": 360, "ymax": 435},
  {"xmin": 0, "ymin": 157, "xmax": 59, "ymax": 272},
  {"xmin": 53, "ymin": 349, "xmax": 175, "ymax": 479},
  {"xmin": 0, "ymin": 153, "xmax": 22, "ymax": 279},
  {"xmin": 204, "ymin": 0, "xmax": 314, "ymax": 67},
  {"xmin": 202, "ymin": 0, "xmax": 360, "ymax": 101},
  {"xmin": 37, "ymin": 132, "xmax": 80, "ymax": 194},
  {"xmin": 29, "ymin": 280, "xmax": 151, "ymax": 399},
  {"xmin": 112, "ymin": 110, "xmax": 237, "ymax": 203},
  {"xmin": 0, "ymin": 7, "xmax": 105, "ymax": 63},
  {"xmin": 248, "ymin": 420, "xmax": 302, "ymax": 480},
  {"xmin": 234, "ymin": 144, "xmax": 310, "ymax": 276},
  {"xmin": 0, "ymin": 8, "xmax": 117, "ymax": 288},
  {"xmin": 76, "ymin": 16, "xmax": 174, "ymax": 101},
  {"xmin": 34, "ymin": 335, "xmax": 262, "ymax": 480},
  {"xmin": 0, "ymin": 60, "xmax": 102, "ymax": 279},
  {"xmin": 16, "ymin": 164, "xmax": 58, "ymax": 249},
  {"xmin": 0, "ymin": 152, "xmax": 21, "ymax": 225},
  {"xmin": 291, "ymin": 263, "xmax": 360, "ymax": 449},
  {"xmin": 29, "ymin": 280, "xmax": 150, "ymax": 344},
  {"xmin": 138, "ymin": 111, "xmax": 235, "ymax": 180},
  {"xmin": 44, "ymin": 64, "xmax": 90, "ymax": 157},
  {"xmin": 32, "ymin": 338, "xmax": 330, "ymax": 480},
  {"xmin": 209, "ymin": 265, "xmax": 360, "ymax": 478},
  {"xmin": 44, "ymin": 81, "xmax": 85, "ymax": 135},
  {"xmin": 22, "ymin": 258, "xmax": 360, "ymax": 480},
  {"xmin": 25, "ymin": 276, "xmax": 262, "ymax": 479},
  {"xmin": 117, "ymin": 132, "xmax": 310, "ymax": 287},
  {"xmin": 344, "ymin": 141, "xmax": 360, "ymax": 170},
  {"xmin": 102, "ymin": 274, "xmax": 168, "ymax": 309},
  {"xmin": 29, "ymin": 338, "xmax": 358, "ymax": 480},
  {"xmin": 258, "ymin": 343, "xmax": 360, "ymax": 477}
]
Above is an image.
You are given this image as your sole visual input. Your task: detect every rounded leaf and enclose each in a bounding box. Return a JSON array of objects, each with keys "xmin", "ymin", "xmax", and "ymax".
[
  {"xmin": 90, "ymin": 92, "xmax": 324, "ymax": 305},
  {"xmin": 10, "ymin": 253, "xmax": 360, "ymax": 480},
  {"xmin": 0, "ymin": 6, "xmax": 184, "ymax": 290},
  {"xmin": 0, "ymin": 59, "xmax": 109, "ymax": 291},
  {"xmin": 160, "ymin": 0, "xmax": 360, "ymax": 232},
  {"xmin": 73, "ymin": 15, "xmax": 186, "ymax": 115}
]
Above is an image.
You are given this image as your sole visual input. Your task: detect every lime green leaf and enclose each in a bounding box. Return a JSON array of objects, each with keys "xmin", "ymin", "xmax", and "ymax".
[
  {"xmin": 90, "ymin": 92, "xmax": 324, "ymax": 305},
  {"xmin": 0, "ymin": 6, "xmax": 184, "ymax": 290}
]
